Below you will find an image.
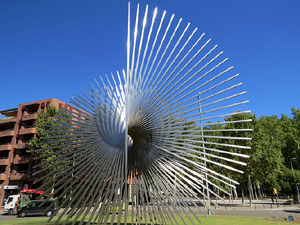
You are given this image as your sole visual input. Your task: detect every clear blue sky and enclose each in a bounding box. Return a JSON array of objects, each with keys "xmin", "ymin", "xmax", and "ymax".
[{"xmin": 0, "ymin": 0, "xmax": 299, "ymax": 118}]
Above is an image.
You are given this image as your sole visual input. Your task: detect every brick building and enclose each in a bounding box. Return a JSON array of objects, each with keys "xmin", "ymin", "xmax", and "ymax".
[{"xmin": 0, "ymin": 98, "xmax": 71, "ymax": 204}]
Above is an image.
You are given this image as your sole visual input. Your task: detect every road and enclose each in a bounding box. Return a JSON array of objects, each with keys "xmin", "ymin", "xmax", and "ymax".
[
  {"xmin": 0, "ymin": 213, "xmax": 45, "ymax": 222},
  {"xmin": 0, "ymin": 199, "xmax": 299, "ymax": 222}
]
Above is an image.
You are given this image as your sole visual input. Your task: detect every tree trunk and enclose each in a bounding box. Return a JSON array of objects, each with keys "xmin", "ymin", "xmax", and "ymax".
[
  {"xmin": 233, "ymin": 188, "xmax": 238, "ymax": 200},
  {"xmin": 250, "ymin": 182, "xmax": 255, "ymax": 200},
  {"xmin": 248, "ymin": 175, "xmax": 252, "ymax": 206},
  {"xmin": 242, "ymin": 189, "xmax": 244, "ymax": 205},
  {"xmin": 262, "ymin": 185, "xmax": 266, "ymax": 197},
  {"xmin": 229, "ymin": 182, "xmax": 233, "ymax": 202},
  {"xmin": 254, "ymin": 184, "xmax": 258, "ymax": 200},
  {"xmin": 257, "ymin": 184, "xmax": 262, "ymax": 199}
]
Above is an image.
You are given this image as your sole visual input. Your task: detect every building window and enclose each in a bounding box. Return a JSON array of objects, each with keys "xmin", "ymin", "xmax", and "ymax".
[
  {"xmin": 0, "ymin": 151, "xmax": 9, "ymax": 159},
  {"xmin": 0, "ymin": 123, "xmax": 14, "ymax": 132},
  {"xmin": 0, "ymin": 136, "xmax": 12, "ymax": 145},
  {"xmin": 23, "ymin": 104, "xmax": 39, "ymax": 115},
  {"xmin": 18, "ymin": 134, "xmax": 34, "ymax": 144},
  {"xmin": 20, "ymin": 120, "xmax": 35, "ymax": 129},
  {"xmin": 18, "ymin": 150, "xmax": 31, "ymax": 157},
  {"xmin": 16, "ymin": 164, "xmax": 28, "ymax": 173},
  {"xmin": 0, "ymin": 165, "xmax": 6, "ymax": 174}
]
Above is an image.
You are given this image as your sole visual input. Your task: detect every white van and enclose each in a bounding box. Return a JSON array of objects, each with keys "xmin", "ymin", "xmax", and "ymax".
[{"xmin": 4, "ymin": 195, "xmax": 20, "ymax": 215}]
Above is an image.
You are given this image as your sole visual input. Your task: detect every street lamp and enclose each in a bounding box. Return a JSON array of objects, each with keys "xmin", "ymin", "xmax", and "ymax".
[{"xmin": 290, "ymin": 158, "xmax": 300, "ymax": 204}]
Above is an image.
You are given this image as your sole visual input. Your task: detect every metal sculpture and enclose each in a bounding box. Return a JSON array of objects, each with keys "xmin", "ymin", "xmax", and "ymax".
[{"xmin": 34, "ymin": 3, "xmax": 251, "ymax": 224}]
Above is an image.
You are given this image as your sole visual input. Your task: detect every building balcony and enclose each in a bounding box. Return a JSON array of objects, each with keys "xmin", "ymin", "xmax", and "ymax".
[
  {"xmin": 0, "ymin": 130, "xmax": 14, "ymax": 138},
  {"xmin": 18, "ymin": 128, "xmax": 36, "ymax": 135},
  {"xmin": 0, "ymin": 158, "xmax": 9, "ymax": 165},
  {"xmin": 10, "ymin": 171, "xmax": 31, "ymax": 180},
  {"xmin": 0, "ymin": 117, "xmax": 16, "ymax": 125},
  {"xmin": 0, "ymin": 144, "xmax": 13, "ymax": 151},
  {"xmin": 22, "ymin": 109, "xmax": 38, "ymax": 116},
  {"xmin": 22, "ymin": 114, "xmax": 37, "ymax": 121},
  {"xmin": 13, "ymin": 155, "xmax": 30, "ymax": 164},
  {"xmin": 0, "ymin": 173, "xmax": 6, "ymax": 180}
]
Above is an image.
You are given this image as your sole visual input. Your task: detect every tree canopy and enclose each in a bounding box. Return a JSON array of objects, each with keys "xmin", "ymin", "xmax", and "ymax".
[{"xmin": 221, "ymin": 108, "xmax": 300, "ymax": 198}]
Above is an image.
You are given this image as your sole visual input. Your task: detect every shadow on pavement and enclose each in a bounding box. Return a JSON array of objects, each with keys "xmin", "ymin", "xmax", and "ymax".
[{"xmin": 283, "ymin": 209, "xmax": 300, "ymax": 214}]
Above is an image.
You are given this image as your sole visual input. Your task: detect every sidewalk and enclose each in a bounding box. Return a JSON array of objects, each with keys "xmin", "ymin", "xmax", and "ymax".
[
  {"xmin": 206, "ymin": 198, "xmax": 300, "ymax": 219},
  {"xmin": 196, "ymin": 198, "xmax": 294, "ymax": 207}
]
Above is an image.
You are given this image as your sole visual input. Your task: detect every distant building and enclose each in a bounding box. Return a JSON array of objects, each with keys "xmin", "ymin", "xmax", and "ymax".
[{"xmin": 0, "ymin": 98, "xmax": 72, "ymax": 204}]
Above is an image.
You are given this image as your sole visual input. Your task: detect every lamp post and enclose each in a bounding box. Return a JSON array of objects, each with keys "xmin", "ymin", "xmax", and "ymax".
[{"xmin": 290, "ymin": 157, "xmax": 300, "ymax": 204}]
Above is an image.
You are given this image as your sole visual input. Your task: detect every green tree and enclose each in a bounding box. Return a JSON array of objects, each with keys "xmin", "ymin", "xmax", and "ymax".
[
  {"xmin": 28, "ymin": 105, "xmax": 64, "ymax": 190},
  {"xmin": 291, "ymin": 108, "xmax": 300, "ymax": 168},
  {"xmin": 220, "ymin": 113, "xmax": 285, "ymax": 198},
  {"xmin": 222, "ymin": 113, "xmax": 255, "ymax": 198},
  {"xmin": 252, "ymin": 116, "xmax": 284, "ymax": 192},
  {"xmin": 280, "ymin": 112, "xmax": 299, "ymax": 167},
  {"xmin": 28, "ymin": 105, "xmax": 58, "ymax": 152}
]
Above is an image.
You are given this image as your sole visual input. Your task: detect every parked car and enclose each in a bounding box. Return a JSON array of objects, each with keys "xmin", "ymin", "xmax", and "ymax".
[
  {"xmin": 4, "ymin": 195, "xmax": 20, "ymax": 215},
  {"xmin": 17, "ymin": 200, "xmax": 56, "ymax": 217}
]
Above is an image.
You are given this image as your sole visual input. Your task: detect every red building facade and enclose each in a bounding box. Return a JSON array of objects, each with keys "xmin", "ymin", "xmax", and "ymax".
[{"xmin": 0, "ymin": 99, "xmax": 71, "ymax": 204}]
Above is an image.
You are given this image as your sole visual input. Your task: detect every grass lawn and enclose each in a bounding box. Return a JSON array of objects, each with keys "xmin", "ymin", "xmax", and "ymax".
[{"xmin": 0, "ymin": 215, "xmax": 299, "ymax": 225}]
